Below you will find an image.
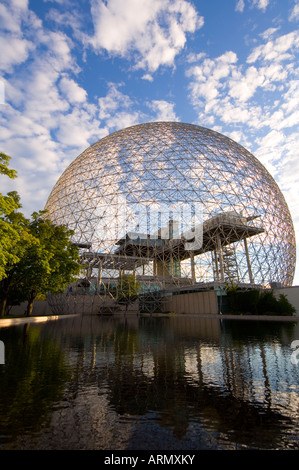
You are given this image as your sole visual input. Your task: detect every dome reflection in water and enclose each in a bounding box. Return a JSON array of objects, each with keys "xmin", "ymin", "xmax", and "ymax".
[{"xmin": 0, "ymin": 315, "xmax": 298, "ymax": 450}]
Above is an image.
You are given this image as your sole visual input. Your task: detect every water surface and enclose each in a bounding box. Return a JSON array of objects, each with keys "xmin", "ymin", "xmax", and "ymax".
[{"xmin": 0, "ymin": 314, "xmax": 298, "ymax": 450}]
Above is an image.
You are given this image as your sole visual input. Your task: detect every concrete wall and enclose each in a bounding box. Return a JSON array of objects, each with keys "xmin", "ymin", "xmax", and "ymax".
[
  {"xmin": 8, "ymin": 300, "xmax": 53, "ymax": 316},
  {"xmin": 7, "ymin": 286, "xmax": 298, "ymax": 317},
  {"xmin": 162, "ymin": 290, "xmax": 218, "ymax": 315},
  {"xmin": 273, "ymin": 286, "xmax": 299, "ymax": 316}
]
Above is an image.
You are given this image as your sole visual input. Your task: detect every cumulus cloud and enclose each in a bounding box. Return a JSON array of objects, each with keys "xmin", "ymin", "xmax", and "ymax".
[
  {"xmin": 186, "ymin": 51, "xmax": 238, "ymax": 103},
  {"xmin": 186, "ymin": 28, "xmax": 299, "ymax": 133},
  {"xmin": 255, "ymin": 129, "xmax": 299, "ymax": 224},
  {"xmin": 59, "ymin": 76, "xmax": 87, "ymax": 104},
  {"xmin": 98, "ymin": 83, "xmax": 133, "ymax": 119},
  {"xmin": 247, "ymin": 31, "xmax": 299, "ymax": 63},
  {"xmin": 228, "ymin": 66, "xmax": 267, "ymax": 102},
  {"xmin": 235, "ymin": 0, "xmax": 245, "ymax": 12},
  {"xmin": 186, "ymin": 25, "xmax": 299, "ymax": 252},
  {"xmin": 0, "ymin": 1, "xmax": 37, "ymax": 72},
  {"xmin": 147, "ymin": 100, "xmax": 179, "ymax": 121},
  {"xmin": 88, "ymin": 0, "xmax": 204, "ymax": 72},
  {"xmin": 141, "ymin": 74, "xmax": 154, "ymax": 82},
  {"xmin": 0, "ymin": 36, "xmax": 34, "ymax": 72},
  {"xmin": 0, "ymin": 1, "xmax": 106, "ymax": 215},
  {"xmin": 251, "ymin": 0, "xmax": 270, "ymax": 12},
  {"xmin": 97, "ymin": 82, "xmax": 143, "ymax": 132},
  {"xmin": 289, "ymin": 3, "xmax": 299, "ymax": 21},
  {"xmin": 235, "ymin": 0, "xmax": 270, "ymax": 13}
]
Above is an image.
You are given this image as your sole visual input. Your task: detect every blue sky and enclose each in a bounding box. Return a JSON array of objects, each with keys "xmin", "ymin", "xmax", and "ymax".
[{"xmin": 0, "ymin": 0, "xmax": 298, "ymax": 283}]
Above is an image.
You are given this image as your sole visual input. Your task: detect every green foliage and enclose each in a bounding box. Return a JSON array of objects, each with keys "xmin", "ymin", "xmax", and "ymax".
[
  {"xmin": 226, "ymin": 286, "xmax": 260, "ymax": 315},
  {"xmin": 0, "ymin": 152, "xmax": 17, "ymax": 180},
  {"xmin": 277, "ymin": 294, "xmax": 296, "ymax": 315},
  {"xmin": 0, "ymin": 154, "xmax": 23, "ymax": 281},
  {"xmin": 226, "ymin": 287, "xmax": 296, "ymax": 316},
  {"xmin": 1, "ymin": 212, "xmax": 81, "ymax": 316},
  {"xmin": 258, "ymin": 291, "xmax": 296, "ymax": 316},
  {"xmin": 0, "ymin": 152, "xmax": 81, "ymax": 316},
  {"xmin": 115, "ymin": 274, "xmax": 141, "ymax": 311},
  {"xmin": 257, "ymin": 290, "xmax": 279, "ymax": 314},
  {"xmin": 116, "ymin": 274, "xmax": 140, "ymax": 301}
]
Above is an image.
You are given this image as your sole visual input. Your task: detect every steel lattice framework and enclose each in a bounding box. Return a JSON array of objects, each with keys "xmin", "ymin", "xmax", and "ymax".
[{"xmin": 45, "ymin": 122, "xmax": 296, "ymax": 296}]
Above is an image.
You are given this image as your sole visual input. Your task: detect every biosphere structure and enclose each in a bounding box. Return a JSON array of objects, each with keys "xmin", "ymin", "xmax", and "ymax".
[{"xmin": 45, "ymin": 122, "xmax": 296, "ymax": 288}]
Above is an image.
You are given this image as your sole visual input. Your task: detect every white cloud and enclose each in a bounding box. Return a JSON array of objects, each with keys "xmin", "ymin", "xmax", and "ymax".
[
  {"xmin": 147, "ymin": 100, "xmax": 179, "ymax": 121},
  {"xmin": 186, "ymin": 26, "xmax": 299, "ymax": 283},
  {"xmin": 235, "ymin": 0, "xmax": 245, "ymax": 12},
  {"xmin": 0, "ymin": 1, "xmax": 105, "ymax": 215},
  {"xmin": 98, "ymin": 83, "xmax": 133, "ymax": 120},
  {"xmin": 186, "ymin": 51, "xmax": 238, "ymax": 103},
  {"xmin": 289, "ymin": 3, "xmax": 299, "ymax": 21},
  {"xmin": 235, "ymin": 0, "xmax": 270, "ymax": 13},
  {"xmin": 88, "ymin": 0, "xmax": 203, "ymax": 72},
  {"xmin": 59, "ymin": 76, "xmax": 87, "ymax": 104},
  {"xmin": 187, "ymin": 28, "xmax": 299, "ymax": 130},
  {"xmin": 251, "ymin": 0, "xmax": 270, "ymax": 12},
  {"xmin": 97, "ymin": 82, "xmax": 143, "ymax": 132},
  {"xmin": 228, "ymin": 66, "xmax": 266, "ymax": 102},
  {"xmin": 255, "ymin": 130, "xmax": 299, "ymax": 218},
  {"xmin": 141, "ymin": 74, "xmax": 154, "ymax": 82},
  {"xmin": 0, "ymin": 35, "xmax": 34, "ymax": 72},
  {"xmin": 56, "ymin": 105, "xmax": 104, "ymax": 147},
  {"xmin": 260, "ymin": 27, "xmax": 280, "ymax": 40},
  {"xmin": 247, "ymin": 31, "xmax": 299, "ymax": 63},
  {"xmin": 0, "ymin": 1, "xmax": 37, "ymax": 72}
]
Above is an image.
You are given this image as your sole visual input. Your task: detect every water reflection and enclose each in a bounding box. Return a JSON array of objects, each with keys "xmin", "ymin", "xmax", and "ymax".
[{"xmin": 0, "ymin": 315, "xmax": 298, "ymax": 450}]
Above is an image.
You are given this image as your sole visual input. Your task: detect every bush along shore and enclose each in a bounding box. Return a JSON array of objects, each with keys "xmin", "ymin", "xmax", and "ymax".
[{"xmin": 226, "ymin": 287, "xmax": 296, "ymax": 316}]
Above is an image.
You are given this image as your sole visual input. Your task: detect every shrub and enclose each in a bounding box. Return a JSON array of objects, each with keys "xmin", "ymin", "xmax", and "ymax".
[
  {"xmin": 257, "ymin": 290, "xmax": 279, "ymax": 315},
  {"xmin": 226, "ymin": 287, "xmax": 260, "ymax": 315},
  {"xmin": 226, "ymin": 288, "xmax": 296, "ymax": 316},
  {"xmin": 277, "ymin": 293, "xmax": 296, "ymax": 316}
]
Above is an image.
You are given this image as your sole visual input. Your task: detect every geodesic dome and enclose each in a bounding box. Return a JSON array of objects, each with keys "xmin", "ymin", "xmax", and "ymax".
[{"xmin": 44, "ymin": 122, "xmax": 296, "ymax": 287}]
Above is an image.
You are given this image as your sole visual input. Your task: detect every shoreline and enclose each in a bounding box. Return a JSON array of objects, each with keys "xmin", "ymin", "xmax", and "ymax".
[
  {"xmin": 136, "ymin": 313, "xmax": 299, "ymax": 321},
  {"xmin": 0, "ymin": 314, "xmax": 78, "ymax": 328},
  {"xmin": 0, "ymin": 312, "xmax": 298, "ymax": 327}
]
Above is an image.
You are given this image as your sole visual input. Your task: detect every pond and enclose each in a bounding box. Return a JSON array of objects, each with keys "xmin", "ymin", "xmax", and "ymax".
[{"xmin": 0, "ymin": 314, "xmax": 298, "ymax": 450}]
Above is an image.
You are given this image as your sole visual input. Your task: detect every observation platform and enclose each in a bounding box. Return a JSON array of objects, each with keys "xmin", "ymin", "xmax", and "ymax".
[
  {"xmin": 114, "ymin": 212, "xmax": 264, "ymax": 261},
  {"xmin": 78, "ymin": 212, "xmax": 265, "ymax": 286}
]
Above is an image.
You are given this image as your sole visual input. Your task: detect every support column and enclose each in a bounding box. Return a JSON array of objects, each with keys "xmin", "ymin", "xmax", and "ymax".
[
  {"xmin": 190, "ymin": 251, "xmax": 196, "ymax": 283},
  {"xmin": 170, "ymin": 255, "xmax": 174, "ymax": 277},
  {"xmin": 244, "ymin": 237, "xmax": 254, "ymax": 284},
  {"xmin": 153, "ymin": 260, "xmax": 157, "ymax": 276},
  {"xmin": 87, "ymin": 262, "xmax": 92, "ymax": 280},
  {"xmin": 217, "ymin": 234, "xmax": 225, "ymax": 282},
  {"xmin": 97, "ymin": 261, "xmax": 103, "ymax": 291},
  {"xmin": 214, "ymin": 249, "xmax": 220, "ymax": 281}
]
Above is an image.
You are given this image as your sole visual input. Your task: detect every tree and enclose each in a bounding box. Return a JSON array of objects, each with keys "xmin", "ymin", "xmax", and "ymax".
[
  {"xmin": 15, "ymin": 212, "xmax": 80, "ymax": 316},
  {"xmin": 0, "ymin": 152, "xmax": 17, "ymax": 179},
  {"xmin": 0, "ymin": 152, "xmax": 81, "ymax": 316},
  {"xmin": 24, "ymin": 212, "xmax": 81, "ymax": 316},
  {"xmin": 116, "ymin": 274, "xmax": 140, "ymax": 314},
  {"xmin": 0, "ymin": 211, "xmax": 81, "ymax": 317},
  {"xmin": 0, "ymin": 152, "xmax": 22, "ymax": 281},
  {"xmin": 0, "ymin": 221, "xmax": 36, "ymax": 316},
  {"xmin": 277, "ymin": 293, "xmax": 296, "ymax": 315}
]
